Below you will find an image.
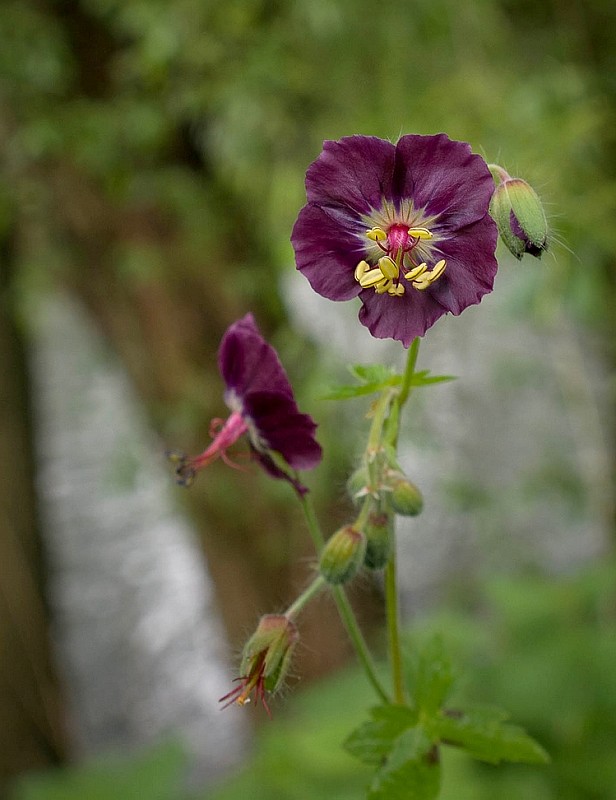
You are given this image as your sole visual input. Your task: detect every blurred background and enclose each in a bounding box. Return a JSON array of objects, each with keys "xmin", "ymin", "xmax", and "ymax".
[{"xmin": 1, "ymin": 0, "xmax": 615, "ymax": 798}]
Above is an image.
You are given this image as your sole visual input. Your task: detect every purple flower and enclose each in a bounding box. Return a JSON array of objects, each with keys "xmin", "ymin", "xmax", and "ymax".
[
  {"xmin": 169, "ymin": 314, "xmax": 322, "ymax": 494},
  {"xmin": 292, "ymin": 134, "xmax": 499, "ymax": 346}
]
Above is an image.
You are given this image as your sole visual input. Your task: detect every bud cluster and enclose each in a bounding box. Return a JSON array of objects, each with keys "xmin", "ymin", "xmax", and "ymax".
[{"xmin": 317, "ymin": 452, "xmax": 424, "ymax": 584}]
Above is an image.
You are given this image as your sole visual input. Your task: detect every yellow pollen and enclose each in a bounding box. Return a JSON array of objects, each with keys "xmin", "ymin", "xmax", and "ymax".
[
  {"xmin": 354, "ymin": 260, "xmax": 370, "ymax": 281},
  {"xmin": 404, "ymin": 263, "xmax": 428, "ymax": 281},
  {"xmin": 430, "ymin": 259, "xmax": 447, "ymax": 280},
  {"xmin": 366, "ymin": 227, "xmax": 387, "ymax": 241},
  {"xmin": 355, "ymin": 225, "xmax": 442, "ymax": 299},
  {"xmin": 378, "ymin": 255, "xmax": 399, "ymax": 279},
  {"xmin": 410, "ymin": 258, "xmax": 447, "ymax": 290},
  {"xmin": 358, "ymin": 268, "xmax": 386, "ymax": 288},
  {"xmin": 375, "ymin": 279, "xmax": 393, "ymax": 294},
  {"xmin": 408, "ymin": 227, "xmax": 433, "ymax": 240}
]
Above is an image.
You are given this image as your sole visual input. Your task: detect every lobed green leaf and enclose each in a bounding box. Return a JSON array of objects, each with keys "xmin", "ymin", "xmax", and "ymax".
[
  {"xmin": 344, "ymin": 704, "xmax": 417, "ymax": 766},
  {"xmin": 407, "ymin": 635, "xmax": 455, "ymax": 716},
  {"xmin": 368, "ymin": 726, "xmax": 441, "ymax": 800},
  {"xmin": 434, "ymin": 704, "xmax": 550, "ymax": 765}
]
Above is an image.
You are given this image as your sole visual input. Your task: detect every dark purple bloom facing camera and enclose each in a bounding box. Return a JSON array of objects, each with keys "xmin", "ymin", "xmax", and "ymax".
[{"xmin": 292, "ymin": 134, "xmax": 499, "ymax": 346}]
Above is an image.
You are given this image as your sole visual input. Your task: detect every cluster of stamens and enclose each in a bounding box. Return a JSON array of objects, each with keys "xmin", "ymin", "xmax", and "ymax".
[{"xmin": 354, "ymin": 226, "xmax": 446, "ymax": 297}]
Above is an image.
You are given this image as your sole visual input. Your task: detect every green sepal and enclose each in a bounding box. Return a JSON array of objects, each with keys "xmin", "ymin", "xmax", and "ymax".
[{"xmin": 506, "ymin": 179, "xmax": 548, "ymax": 251}]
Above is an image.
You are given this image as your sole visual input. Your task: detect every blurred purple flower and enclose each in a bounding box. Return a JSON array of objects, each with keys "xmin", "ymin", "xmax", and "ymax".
[
  {"xmin": 169, "ymin": 314, "xmax": 322, "ymax": 494},
  {"xmin": 292, "ymin": 134, "xmax": 499, "ymax": 346}
]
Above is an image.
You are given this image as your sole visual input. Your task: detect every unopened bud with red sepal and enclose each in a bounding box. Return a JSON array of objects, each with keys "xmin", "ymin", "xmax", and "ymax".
[
  {"xmin": 489, "ymin": 166, "xmax": 548, "ymax": 260},
  {"xmin": 320, "ymin": 524, "xmax": 366, "ymax": 584},
  {"xmin": 220, "ymin": 614, "xmax": 298, "ymax": 714}
]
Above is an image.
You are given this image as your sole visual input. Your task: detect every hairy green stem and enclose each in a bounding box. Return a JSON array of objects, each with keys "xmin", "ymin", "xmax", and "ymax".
[
  {"xmin": 298, "ymin": 491, "xmax": 325, "ymax": 552},
  {"xmin": 332, "ymin": 586, "xmax": 390, "ymax": 704},
  {"xmin": 385, "ymin": 340, "xmax": 421, "ymax": 703},
  {"xmin": 285, "ymin": 575, "xmax": 326, "ymax": 619},
  {"xmin": 299, "ymin": 492, "xmax": 390, "ymax": 704},
  {"xmin": 398, "ymin": 337, "xmax": 420, "ymax": 409},
  {"xmin": 385, "ymin": 542, "xmax": 406, "ymax": 704}
]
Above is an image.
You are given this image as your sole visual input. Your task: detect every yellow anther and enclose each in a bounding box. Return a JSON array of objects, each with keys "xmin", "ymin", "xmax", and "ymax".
[
  {"xmin": 375, "ymin": 279, "xmax": 393, "ymax": 294},
  {"xmin": 411, "ymin": 277, "xmax": 432, "ymax": 291},
  {"xmin": 404, "ymin": 263, "xmax": 428, "ymax": 281},
  {"xmin": 378, "ymin": 255, "xmax": 399, "ymax": 280},
  {"xmin": 430, "ymin": 259, "xmax": 447, "ymax": 281},
  {"xmin": 366, "ymin": 227, "xmax": 387, "ymax": 242},
  {"xmin": 408, "ymin": 227, "xmax": 433, "ymax": 240},
  {"xmin": 387, "ymin": 283, "xmax": 405, "ymax": 297},
  {"xmin": 354, "ymin": 260, "xmax": 370, "ymax": 281},
  {"xmin": 359, "ymin": 268, "xmax": 386, "ymax": 288}
]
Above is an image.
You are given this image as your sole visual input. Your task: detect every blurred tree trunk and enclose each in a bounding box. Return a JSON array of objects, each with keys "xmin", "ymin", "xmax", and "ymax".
[
  {"xmin": 26, "ymin": 0, "xmax": 382, "ymax": 693},
  {"xmin": 45, "ymin": 158, "xmax": 379, "ymax": 682},
  {"xmin": 0, "ymin": 238, "xmax": 67, "ymax": 791}
]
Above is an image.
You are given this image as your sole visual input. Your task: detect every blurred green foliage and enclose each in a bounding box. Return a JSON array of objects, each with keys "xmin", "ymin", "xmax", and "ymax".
[
  {"xmin": 1, "ymin": 0, "xmax": 615, "ymax": 328},
  {"xmin": 8, "ymin": 563, "xmax": 616, "ymax": 799},
  {"xmin": 10, "ymin": 741, "xmax": 187, "ymax": 800},
  {"xmin": 207, "ymin": 561, "xmax": 616, "ymax": 800}
]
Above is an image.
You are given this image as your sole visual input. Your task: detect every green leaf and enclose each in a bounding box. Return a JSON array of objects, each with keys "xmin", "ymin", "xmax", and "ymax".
[
  {"xmin": 348, "ymin": 363, "xmax": 397, "ymax": 384},
  {"xmin": 410, "ymin": 370, "xmax": 457, "ymax": 387},
  {"xmin": 344, "ymin": 704, "xmax": 417, "ymax": 765},
  {"xmin": 408, "ymin": 635, "xmax": 455, "ymax": 716},
  {"xmin": 368, "ymin": 726, "xmax": 441, "ymax": 800},
  {"xmin": 321, "ymin": 379, "xmax": 400, "ymax": 401},
  {"xmin": 434, "ymin": 705, "xmax": 550, "ymax": 765},
  {"xmin": 321, "ymin": 364, "xmax": 454, "ymax": 400}
]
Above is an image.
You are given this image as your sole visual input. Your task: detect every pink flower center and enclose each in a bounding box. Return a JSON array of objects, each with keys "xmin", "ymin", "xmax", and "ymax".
[
  {"xmin": 354, "ymin": 223, "xmax": 447, "ymax": 298},
  {"xmin": 385, "ymin": 223, "xmax": 416, "ymax": 255}
]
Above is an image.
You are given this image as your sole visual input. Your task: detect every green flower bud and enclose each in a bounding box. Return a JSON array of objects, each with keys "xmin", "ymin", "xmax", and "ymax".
[
  {"xmin": 320, "ymin": 525, "xmax": 366, "ymax": 584},
  {"xmin": 363, "ymin": 509, "xmax": 392, "ymax": 570},
  {"xmin": 386, "ymin": 471, "xmax": 424, "ymax": 516},
  {"xmin": 346, "ymin": 466, "xmax": 370, "ymax": 503},
  {"xmin": 489, "ymin": 171, "xmax": 548, "ymax": 260}
]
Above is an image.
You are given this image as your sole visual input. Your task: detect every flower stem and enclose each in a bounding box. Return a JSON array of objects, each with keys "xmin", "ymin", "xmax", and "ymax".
[
  {"xmin": 332, "ymin": 586, "xmax": 390, "ymax": 704},
  {"xmin": 285, "ymin": 575, "xmax": 326, "ymax": 619},
  {"xmin": 298, "ymin": 493, "xmax": 390, "ymax": 704},
  {"xmin": 398, "ymin": 337, "xmax": 420, "ymax": 409},
  {"xmin": 385, "ymin": 340, "xmax": 421, "ymax": 704},
  {"xmin": 385, "ymin": 538, "xmax": 406, "ymax": 704},
  {"xmin": 298, "ymin": 491, "xmax": 325, "ymax": 552}
]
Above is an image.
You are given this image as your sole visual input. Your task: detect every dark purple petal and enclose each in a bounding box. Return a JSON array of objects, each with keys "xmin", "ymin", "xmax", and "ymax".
[
  {"xmin": 243, "ymin": 391, "xmax": 322, "ymax": 471},
  {"xmin": 219, "ymin": 314, "xmax": 293, "ymax": 399},
  {"xmin": 251, "ymin": 449, "xmax": 310, "ymax": 496},
  {"xmin": 393, "ymin": 134, "xmax": 495, "ymax": 226},
  {"xmin": 305, "ymin": 136, "xmax": 396, "ymax": 214},
  {"xmin": 358, "ymin": 288, "xmax": 445, "ymax": 345},
  {"xmin": 291, "ymin": 204, "xmax": 363, "ymax": 301},
  {"xmin": 430, "ymin": 216, "xmax": 499, "ymax": 314}
]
